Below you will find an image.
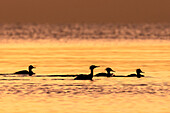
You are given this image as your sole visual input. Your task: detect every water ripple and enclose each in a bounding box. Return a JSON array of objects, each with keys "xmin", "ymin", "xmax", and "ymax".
[{"xmin": 0, "ymin": 80, "xmax": 169, "ymax": 97}]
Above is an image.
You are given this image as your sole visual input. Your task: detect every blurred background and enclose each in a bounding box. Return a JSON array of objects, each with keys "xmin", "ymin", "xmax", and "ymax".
[{"xmin": 0, "ymin": 0, "xmax": 170, "ymax": 24}]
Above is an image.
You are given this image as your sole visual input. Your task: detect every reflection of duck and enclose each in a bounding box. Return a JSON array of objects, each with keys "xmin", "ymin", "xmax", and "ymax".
[
  {"xmin": 127, "ymin": 69, "xmax": 144, "ymax": 78},
  {"xmin": 74, "ymin": 65, "xmax": 99, "ymax": 80},
  {"xmin": 14, "ymin": 65, "xmax": 36, "ymax": 76},
  {"xmin": 95, "ymin": 67, "xmax": 115, "ymax": 77}
]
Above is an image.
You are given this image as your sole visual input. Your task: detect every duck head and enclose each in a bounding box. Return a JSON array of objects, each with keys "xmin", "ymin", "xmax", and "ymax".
[
  {"xmin": 29, "ymin": 65, "xmax": 36, "ymax": 70},
  {"xmin": 105, "ymin": 67, "xmax": 115, "ymax": 72},
  {"xmin": 136, "ymin": 69, "xmax": 144, "ymax": 74},
  {"xmin": 89, "ymin": 65, "xmax": 100, "ymax": 70}
]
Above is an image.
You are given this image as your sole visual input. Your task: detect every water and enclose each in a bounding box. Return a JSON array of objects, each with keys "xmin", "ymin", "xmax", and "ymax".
[{"xmin": 0, "ymin": 24, "xmax": 170, "ymax": 113}]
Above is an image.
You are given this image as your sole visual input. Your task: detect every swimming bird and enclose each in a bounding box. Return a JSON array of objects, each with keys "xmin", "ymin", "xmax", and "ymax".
[
  {"xmin": 74, "ymin": 65, "xmax": 99, "ymax": 80},
  {"xmin": 95, "ymin": 67, "xmax": 115, "ymax": 77},
  {"xmin": 14, "ymin": 65, "xmax": 36, "ymax": 76},
  {"xmin": 127, "ymin": 69, "xmax": 144, "ymax": 78}
]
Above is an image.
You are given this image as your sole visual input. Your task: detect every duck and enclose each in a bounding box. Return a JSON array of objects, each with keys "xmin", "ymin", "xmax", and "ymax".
[
  {"xmin": 14, "ymin": 65, "xmax": 36, "ymax": 76},
  {"xmin": 95, "ymin": 67, "xmax": 115, "ymax": 77},
  {"xmin": 74, "ymin": 65, "xmax": 99, "ymax": 80},
  {"xmin": 127, "ymin": 69, "xmax": 144, "ymax": 78}
]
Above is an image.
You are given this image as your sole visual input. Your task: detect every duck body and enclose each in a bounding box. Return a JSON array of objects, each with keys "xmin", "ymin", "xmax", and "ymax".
[
  {"xmin": 127, "ymin": 69, "xmax": 144, "ymax": 78},
  {"xmin": 74, "ymin": 74, "xmax": 93, "ymax": 80},
  {"xmin": 95, "ymin": 73, "xmax": 114, "ymax": 77},
  {"xmin": 74, "ymin": 65, "xmax": 99, "ymax": 80},
  {"xmin": 14, "ymin": 65, "xmax": 35, "ymax": 76},
  {"xmin": 95, "ymin": 67, "xmax": 115, "ymax": 77},
  {"xmin": 127, "ymin": 74, "xmax": 144, "ymax": 77},
  {"xmin": 14, "ymin": 70, "xmax": 29, "ymax": 74}
]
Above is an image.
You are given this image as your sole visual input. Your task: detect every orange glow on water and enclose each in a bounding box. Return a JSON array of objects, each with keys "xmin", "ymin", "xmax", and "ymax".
[{"xmin": 0, "ymin": 39, "xmax": 169, "ymax": 113}]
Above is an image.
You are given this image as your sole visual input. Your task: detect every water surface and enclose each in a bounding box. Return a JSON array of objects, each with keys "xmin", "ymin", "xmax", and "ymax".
[{"xmin": 0, "ymin": 24, "xmax": 170, "ymax": 113}]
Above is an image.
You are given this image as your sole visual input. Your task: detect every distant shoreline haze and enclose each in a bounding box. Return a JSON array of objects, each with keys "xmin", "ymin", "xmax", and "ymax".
[
  {"xmin": 0, "ymin": 24, "xmax": 170, "ymax": 41},
  {"xmin": 0, "ymin": 0, "xmax": 170, "ymax": 24}
]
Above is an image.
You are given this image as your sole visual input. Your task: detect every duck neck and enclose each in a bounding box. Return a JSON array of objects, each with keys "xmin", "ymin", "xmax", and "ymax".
[
  {"xmin": 137, "ymin": 72, "xmax": 142, "ymax": 78},
  {"xmin": 29, "ymin": 68, "xmax": 33, "ymax": 73},
  {"xmin": 107, "ymin": 71, "xmax": 111, "ymax": 75},
  {"xmin": 137, "ymin": 72, "xmax": 141, "ymax": 76},
  {"xmin": 90, "ymin": 69, "xmax": 94, "ymax": 76}
]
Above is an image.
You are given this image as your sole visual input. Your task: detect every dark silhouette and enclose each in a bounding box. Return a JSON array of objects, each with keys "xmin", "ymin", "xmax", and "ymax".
[
  {"xmin": 14, "ymin": 65, "xmax": 36, "ymax": 76},
  {"xmin": 36, "ymin": 75, "xmax": 78, "ymax": 77},
  {"xmin": 95, "ymin": 67, "xmax": 115, "ymax": 77},
  {"xmin": 74, "ymin": 65, "xmax": 99, "ymax": 80},
  {"xmin": 127, "ymin": 69, "xmax": 144, "ymax": 78}
]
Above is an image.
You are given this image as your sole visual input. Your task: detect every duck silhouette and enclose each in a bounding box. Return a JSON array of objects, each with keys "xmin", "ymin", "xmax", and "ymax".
[
  {"xmin": 74, "ymin": 65, "xmax": 99, "ymax": 80},
  {"xmin": 127, "ymin": 69, "xmax": 144, "ymax": 78},
  {"xmin": 95, "ymin": 67, "xmax": 115, "ymax": 77},
  {"xmin": 14, "ymin": 65, "xmax": 36, "ymax": 76}
]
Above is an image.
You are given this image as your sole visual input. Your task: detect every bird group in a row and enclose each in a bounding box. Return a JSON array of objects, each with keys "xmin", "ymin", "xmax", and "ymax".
[{"xmin": 13, "ymin": 65, "xmax": 145, "ymax": 80}]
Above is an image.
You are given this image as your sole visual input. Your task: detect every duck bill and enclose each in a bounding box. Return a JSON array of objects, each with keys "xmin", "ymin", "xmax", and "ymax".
[
  {"xmin": 109, "ymin": 69, "xmax": 115, "ymax": 72},
  {"xmin": 33, "ymin": 66, "xmax": 36, "ymax": 68},
  {"xmin": 95, "ymin": 66, "xmax": 100, "ymax": 68},
  {"xmin": 141, "ymin": 71, "xmax": 144, "ymax": 73}
]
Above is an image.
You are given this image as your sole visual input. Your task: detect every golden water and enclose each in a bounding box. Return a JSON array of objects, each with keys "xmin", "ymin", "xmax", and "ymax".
[{"xmin": 0, "ymin": 39, "xmax": 169, "ymax": 113}]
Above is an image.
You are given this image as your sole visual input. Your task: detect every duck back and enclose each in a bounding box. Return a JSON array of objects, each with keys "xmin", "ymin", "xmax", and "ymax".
[
  {"xmin": 95, "ymin": 73, "xmax": 113, "ymax": 77},
  {"xmin": 14, "ymin": 70, "xmax": 29, "ymax": 74},
  {"xmin": 95, "ymin": 73, "xmax": 106, "ymax": 76},
  {"xmin": 74, "ymin": 74, "xmax": 93, "ymax": 80},
  {"xmin": 127, "ymin": 74, "xmax": 137, "ymax": 77}
]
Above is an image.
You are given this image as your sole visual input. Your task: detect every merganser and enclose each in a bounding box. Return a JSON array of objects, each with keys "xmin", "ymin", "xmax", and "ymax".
[
  {"xmin": 14, "ymin": 65, "xmax": 36, "ymax": 76},
  {"xmin": 95, "ymin": 67, "xmax": 115, "ymax": 77},
  {"xmin": 127, "ymin": 69, "xmax": 144, "ymax": 78},
  {"xmin": 74, "ymin": 65, "xmax": 99, "ymax": 80}
]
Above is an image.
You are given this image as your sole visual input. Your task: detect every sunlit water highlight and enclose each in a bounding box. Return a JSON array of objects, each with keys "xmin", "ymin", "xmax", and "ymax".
[{"xmin": 0, "ymin": 24, "xmax": 170, "ymax": 113}]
